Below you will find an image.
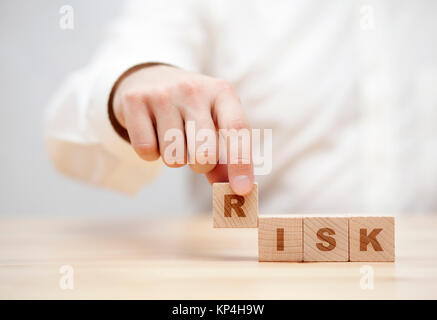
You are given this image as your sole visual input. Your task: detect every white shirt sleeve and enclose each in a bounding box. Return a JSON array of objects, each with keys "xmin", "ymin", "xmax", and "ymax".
[{"xmin": 44, "ymin": 0, "xmax": 208, "ymax": 194}]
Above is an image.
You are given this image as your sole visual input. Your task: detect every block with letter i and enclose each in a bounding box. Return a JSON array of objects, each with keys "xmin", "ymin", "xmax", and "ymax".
[
  {"xmin": 349, "ymin": 216, "xmax": 395, "ymax": 262},
  {"xmin": 303, "ymin": 216, "xmax": 349, "ymax": 262},
  {"xmin": 258, "ymin": 216, "xmax": 303, "ymax": 262},
  {"xmin": 213, "ymin": 182, "xmax": 258, "ymax": 228}
]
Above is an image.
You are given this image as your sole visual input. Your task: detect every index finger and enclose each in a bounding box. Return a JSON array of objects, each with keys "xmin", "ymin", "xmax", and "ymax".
[{"xmin": 213, "ymin": 87, "xmax": 254, "ymax": 195}]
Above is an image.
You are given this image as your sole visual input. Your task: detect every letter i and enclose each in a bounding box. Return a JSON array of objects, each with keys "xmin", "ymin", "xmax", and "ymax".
[{"xmin": 277, "ymin": 228, "xmax": 284, "ymax": 251}]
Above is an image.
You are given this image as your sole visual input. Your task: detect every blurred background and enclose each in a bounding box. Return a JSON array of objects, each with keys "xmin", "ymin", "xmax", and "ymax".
[
  {"xmin": 1, "ymin": 1, "xmax": 436, "ymax": 218},
  {"xmin": 0, "ymin": 0, "xmax": 195, "ymax": 217}
]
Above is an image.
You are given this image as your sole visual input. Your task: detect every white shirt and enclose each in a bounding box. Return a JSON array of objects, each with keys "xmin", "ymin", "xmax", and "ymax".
[{"xmin": 45, "ymin": 0, "xmax": 437, "ymax": 214}]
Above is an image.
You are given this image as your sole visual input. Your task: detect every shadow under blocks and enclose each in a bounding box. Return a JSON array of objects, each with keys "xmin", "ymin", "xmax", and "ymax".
[{"xmin": 212, "ymin": 183, "xmax": 395, "ymax": 262}]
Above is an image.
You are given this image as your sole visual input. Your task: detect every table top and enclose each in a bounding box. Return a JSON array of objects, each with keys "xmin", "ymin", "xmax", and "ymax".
[{"xmin": 1, "ymin": 215, "xmax": 436, "ymax": 299}]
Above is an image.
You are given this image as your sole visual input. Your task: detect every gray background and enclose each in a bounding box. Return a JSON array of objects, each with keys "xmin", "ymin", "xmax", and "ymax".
[{"xmin": 0, "ymin": 0, "xmax": 196, "ymax": 217}]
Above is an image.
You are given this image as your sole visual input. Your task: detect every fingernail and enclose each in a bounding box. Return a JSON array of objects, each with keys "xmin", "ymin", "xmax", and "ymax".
[{"xmin": 233, "ymin": 175, "xmax": 252, "ymax": 195}]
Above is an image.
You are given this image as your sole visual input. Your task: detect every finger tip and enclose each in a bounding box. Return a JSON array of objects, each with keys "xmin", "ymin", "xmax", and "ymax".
[{"xmin": 230, "ymin": 175, "xmax": 254, "ymax": 195}]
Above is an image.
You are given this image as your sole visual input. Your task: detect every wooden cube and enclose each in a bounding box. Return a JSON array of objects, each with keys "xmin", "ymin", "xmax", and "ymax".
[
  {"xmin": 303, "ymin": 216, "xmax": 349, "ymax": 262},
  {"xmin": 213, "ymin": 183, "xmax": 258, "ymax": 228},
  {"xmin": 349, "ymin": 216, "xmax": 395, "ymax": 262},
  {"xmin": 258, "ymin": 216, "xmax": 303, "ymax": 262}
]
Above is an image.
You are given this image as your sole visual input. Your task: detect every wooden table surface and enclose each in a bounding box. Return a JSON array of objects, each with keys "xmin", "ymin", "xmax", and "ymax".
[{"xmin": 1, "ymin": 215, "xmax": 437, "ymax": 299}]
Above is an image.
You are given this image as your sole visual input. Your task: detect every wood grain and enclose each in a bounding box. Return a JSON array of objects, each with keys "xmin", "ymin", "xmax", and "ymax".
[
  {"xmin": 349, "ymin": 216, "xmax": 395, "ymax": 262},
  {"xmin": 0, "ymin": 215, "xmax": 435, "ymax": 299},
  {"xmin": 304, "ymin": 216, "xmax": 349, "ymax": 262},
  {"xmin": 213, "ymin": 183, "xmax": 258, "ymax": 228},
  {"xmin": 258, "ymin": 216, "xmax": 303, "ymax": 262}
]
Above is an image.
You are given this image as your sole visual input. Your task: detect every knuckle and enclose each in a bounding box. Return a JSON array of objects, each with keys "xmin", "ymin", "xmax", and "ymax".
[
  {"xmin": 215, "ymin": 79, "xmax": 236, "ymax": 95},
  {"xmin": 122, "ymin": 90, "xmax": 144, "ymax": 105},
  {"xmin": 146, "ymin": 88, "xmax": 172, "ymax": 106},
  {"xmin": 178, "ymin": 80, "xmax": 202, "ymax": 97}
]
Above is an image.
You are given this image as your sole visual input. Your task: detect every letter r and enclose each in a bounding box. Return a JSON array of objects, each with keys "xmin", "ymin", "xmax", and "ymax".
[{"xmin": 224, "ymin": 194, "xmax": 246, "ymax": 217}]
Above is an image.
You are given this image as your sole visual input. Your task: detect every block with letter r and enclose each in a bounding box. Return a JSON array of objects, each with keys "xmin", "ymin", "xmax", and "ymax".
[{"xmin": 213, "ymin": 183, "xmax": 258, "ymax": 228}]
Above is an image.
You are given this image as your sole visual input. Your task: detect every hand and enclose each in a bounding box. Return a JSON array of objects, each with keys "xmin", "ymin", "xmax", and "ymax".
[{"xmin": 112, "ymin": 64, "xmax": 254, "ymax": 195}]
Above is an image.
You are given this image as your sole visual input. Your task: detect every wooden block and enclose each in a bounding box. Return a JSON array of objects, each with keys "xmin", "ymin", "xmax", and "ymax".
[
  {"xmin": 258, "ymin": 216, "xmax": 303, "ymax": 262},
  {"xmin": 213, "ymin": 183, "xmax": 258, "ymax": 228},
  {"xmin": 349, "ymin": 216, "xmax": 395, "ymax": 262},
  {"xmin": 303, "ymin": 216, "xmax": 349, "ymax": 262}
]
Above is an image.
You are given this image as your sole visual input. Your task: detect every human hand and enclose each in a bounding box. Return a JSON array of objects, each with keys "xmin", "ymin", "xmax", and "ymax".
[{"xmin": 112, "ymin": 64, "xmax": 254, "ymax": 195}]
